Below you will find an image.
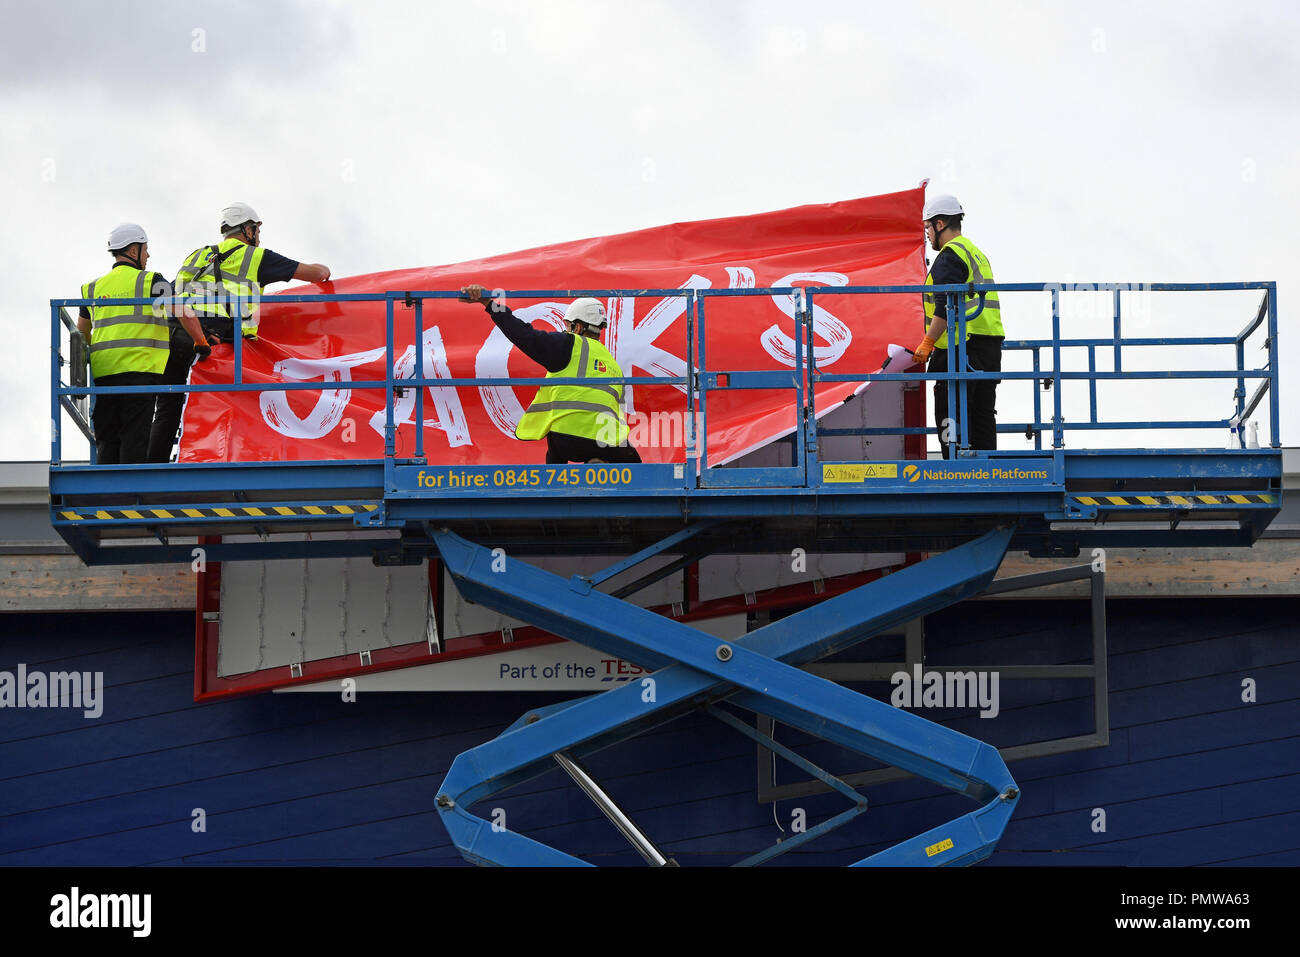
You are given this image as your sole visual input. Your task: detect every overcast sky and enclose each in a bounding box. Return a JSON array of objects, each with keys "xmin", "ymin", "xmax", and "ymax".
[{"xmin": 5, "ymin": 0, "xmax": 1296, "ymax": 460}]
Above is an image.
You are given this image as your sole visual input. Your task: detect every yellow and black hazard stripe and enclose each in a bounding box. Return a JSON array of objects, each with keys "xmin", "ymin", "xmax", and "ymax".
[
  {"xmin": 56, "ymin": 503, "xmax": 380, "ymax": 523},
  {"xmin": 1071, "ymin": 493, "xmax": 1276, "ymax": 508}
]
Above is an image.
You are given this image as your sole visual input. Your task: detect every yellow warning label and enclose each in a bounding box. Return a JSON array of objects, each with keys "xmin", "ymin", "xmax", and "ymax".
[
  {"xmin": 925, "ymin": 838, "xmax": 954, "ymax": 858},
  {"xmin": 823, "ymin": 463, "xmax": 898, "ymax": 482}
]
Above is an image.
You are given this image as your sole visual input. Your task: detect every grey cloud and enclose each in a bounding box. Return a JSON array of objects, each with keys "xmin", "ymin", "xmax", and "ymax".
[{"xmin": 0, "ymin": 0, "xmax": 357, "ymax": 94}]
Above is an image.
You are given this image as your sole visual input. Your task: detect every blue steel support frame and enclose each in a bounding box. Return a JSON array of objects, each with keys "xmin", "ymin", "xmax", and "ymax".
[
  {"xmin": 51, "ymin": 282, "xmax": 1285, "ymax": 843},
  {"xmin": 685, "ymin": 291, "xmax": 698, "ymax": 484},
  {"xmin": 803, "ymin": 289, "xmax": 819, "ymax": 477},
  {"xmin": 1031, "ymin": 348, "xmax": 1043, "ymax": 449},
  {"xmin": 792, "ymin": 288, "xmax": 805, "ymax": 475},
  {"xmin": 384, "ymin": 296, "xmax": 396, "ymax": 458},
  {"xmin": 1267, "ymin": 284, "xmax": 1280, "ymax": 448},
  {"xmin": 706, "ymin": 705, "xmax": 869, "ymax": 867},
  {"xmin": 928, "ymin": 289, "xmax": 988, "ymax": 459},
  {"xmin": 415, "ymin": 296, "xmax": 425, "ymax": 461},
  {"xmin": 1113, "ymin": 288, "xmax": 1123, "ymax": 375},
  {"xmin": 51, "ymin": 282, "xmax": 1282, "ymax": 468},
  {"xmin": 582, "ymin": 520, "xmax": 720, "ymax": 588},
  {"xmin": 432, "ymin": 526, "xmax": 1020, "ymax": 867},
  {"xmin": 1088, "ymin": 345, "xmax": 1098, "ymax": 425},
  {"xmin": 944, "ymin": 294, "xmax": 959, "ymax": 459},
  {"xmin": 694, "ymin": 287, "xmax": 807, "ymax": 486},
  {"xmin": 954, "ymin": 291, "xmax": 969, "ymax": 455},
  {"xmin": 1051, "ymin": 286, "xmax": 1064, "ymax": 448},
  {"xmin": 697, "ymin": 292, "xmax": 709, "ymax": 471},
  {"xmin": 50, "ymin": 302, "xmax": 62, "ymax": 465},
  {"xmin": 233, "ymin": 304, "xmax": 243, "ymax": 385}
]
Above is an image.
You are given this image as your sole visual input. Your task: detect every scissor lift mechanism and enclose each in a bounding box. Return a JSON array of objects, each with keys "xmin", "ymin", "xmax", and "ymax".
[{"xmin": 433, "ymin": 525, "xmax": 1019, "ymax": 866}]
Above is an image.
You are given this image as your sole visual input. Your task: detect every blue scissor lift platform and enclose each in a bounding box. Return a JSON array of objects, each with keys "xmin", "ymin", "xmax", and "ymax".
[{"xmin": 47, "ymin": 281, "xmax": 1283, "ymax": 865}]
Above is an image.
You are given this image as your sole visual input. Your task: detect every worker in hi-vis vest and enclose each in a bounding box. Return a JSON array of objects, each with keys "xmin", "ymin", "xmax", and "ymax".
[
  {"xmin": 148, "ymin": 202, "xmax": 331, "ymax": 462},
  {"xmin": 911, "ymin": 194, "xmax": 1004, "ymax": 458},
  {"xmin": 460, "ymin": 284, "xmax": 641, "ymax": 464},
  {"xmin": 78, "ymin": 224, "xmax": 210, "ymax": 464}
]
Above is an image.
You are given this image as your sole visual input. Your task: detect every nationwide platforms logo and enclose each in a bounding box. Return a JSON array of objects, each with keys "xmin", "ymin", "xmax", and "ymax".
[
  {"xmin": 821, "ymin": 460, "xmax": 1050, "ymax": 485},
  {"xmin": 908, "ymin": 464, "xmax": 1050, "ymax": 483}
]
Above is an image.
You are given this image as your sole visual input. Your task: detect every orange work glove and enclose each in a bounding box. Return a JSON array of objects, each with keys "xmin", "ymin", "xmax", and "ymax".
[{"xmin": 912, "ymin": 336, "xmax": 936, "ymax": 363}]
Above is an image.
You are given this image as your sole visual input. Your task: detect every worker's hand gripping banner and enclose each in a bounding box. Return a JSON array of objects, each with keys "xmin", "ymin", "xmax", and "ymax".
[{"xmin": 179, "ymin": 188, "xmax": 924, "ymax": 465}]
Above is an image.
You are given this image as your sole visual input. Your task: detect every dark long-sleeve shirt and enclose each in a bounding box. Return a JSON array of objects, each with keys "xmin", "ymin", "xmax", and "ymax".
[
  {"xmin": 481, "ymin": 301, "xmax": 575, "ymax": 372},
  {"xmin": 925, "ymin": 245, "xmax": 972, "ymax": 331},
  {"xmin": 929, "ymin": 245, "xmax": 968, "ymax": 285}
]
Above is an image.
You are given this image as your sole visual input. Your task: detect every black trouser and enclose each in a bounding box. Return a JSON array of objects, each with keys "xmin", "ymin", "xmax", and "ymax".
[
  {"xmin": 147, "ymin": 325, "xmax": 197, "ymax": 463},
  {"xmin": 91, "ymin": 371, "xmax": 161, "ymax": 464},
  {"xmin": 929, "ymin": 334, "xmax": 1003, "ymax": 458},
  {"xmin": 545, "ymin": 430, "xmax": 642, "ymax": 464}
]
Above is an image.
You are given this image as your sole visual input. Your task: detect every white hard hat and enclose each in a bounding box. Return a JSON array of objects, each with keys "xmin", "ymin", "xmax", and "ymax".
[
  {"xmin": 922, "ymin": 194, "xmax": 964, "ymax": 220},
  {"xmin": 220, "ymin": 202, "xmax": 262, "ymax": 231},
  {"xmin": 564, "ymin": 297, "xmax": 607, "ymax": 329},
  {"xmin": 107, "ymin": 222, "xmax": 148, "ymax": 251}
]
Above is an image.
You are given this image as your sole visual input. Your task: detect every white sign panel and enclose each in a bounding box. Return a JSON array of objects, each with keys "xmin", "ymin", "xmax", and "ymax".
[{"xmin": 279, "ymin": 615, "xmax": 748, "ymax": 693}]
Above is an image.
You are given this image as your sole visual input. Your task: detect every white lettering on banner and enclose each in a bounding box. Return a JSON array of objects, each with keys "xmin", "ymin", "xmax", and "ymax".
[
  {"xmin": 253, "ymin": 267, "xmax": 858, "ymax": 447},
  {"xmin": 368, "ymin": 325, "xmax": 472, "ymax": 447},
  {"xmin": 725, "ymin": 266, "xmax": 756, "ymax": 289},
  {"xmin": 260, "ymin": 346, "xmax": 386, "ymax": 439},
  {"xmin": 608, "ymin": 274, "xmax": 711, "ymax": 417},
  {"xmin": 476, "ymin": 302, "xmax": 568, "ymax": 439},
  {"xmin": 762, "ymin": 271, "xmax": 853, "ymax": 367}
]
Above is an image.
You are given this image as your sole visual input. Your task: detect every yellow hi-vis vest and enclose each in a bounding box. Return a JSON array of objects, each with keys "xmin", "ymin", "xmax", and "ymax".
[
  {"xmin": 80, "ymin": 264, "xmax": 169, "ymax": 378},
  {"xmin": 515, "ymin": 333, "xmax": 628, "ymax": 446},
  {"xmin": 176, "ymin": 237, "xmax": 267, "ymax": 337},
  {"xmin": 923, "ymin": 234, "xmax": 1004, "ymax": 350}
]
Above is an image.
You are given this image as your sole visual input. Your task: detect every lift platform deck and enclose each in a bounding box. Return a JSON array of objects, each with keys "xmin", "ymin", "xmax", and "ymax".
[
  {"xmin": 49, "ymin": 282, "xmax": 1282, "ymax": 564},
  {"xmin": 46, "ymin": 446, "xmax": 1283, "ymax": 564}
]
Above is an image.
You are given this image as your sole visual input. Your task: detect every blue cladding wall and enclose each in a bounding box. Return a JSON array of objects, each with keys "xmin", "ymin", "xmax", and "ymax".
[{"xmin": 1, "ymin": 598, "xmax": 1296, "ymax": 866}]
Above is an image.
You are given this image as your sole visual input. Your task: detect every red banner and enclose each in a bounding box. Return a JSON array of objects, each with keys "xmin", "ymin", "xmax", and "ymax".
[{"xmin": 179, "ymin": 188, "xmax": 925, "ymax": 465}]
